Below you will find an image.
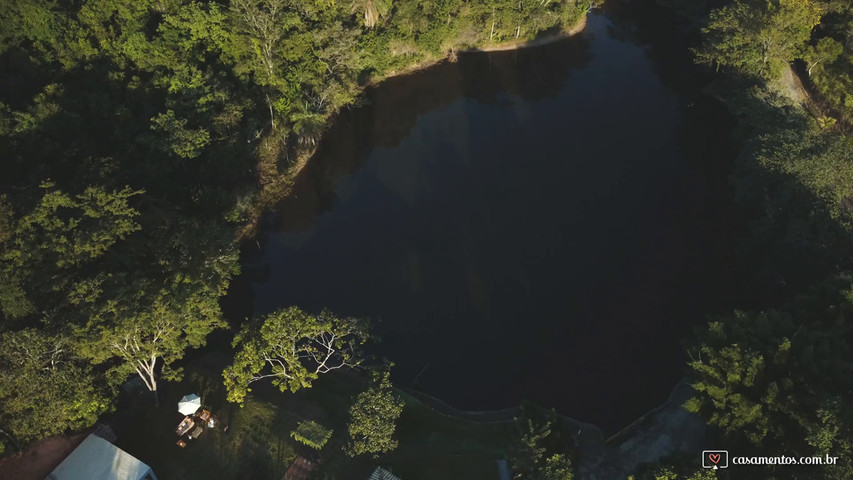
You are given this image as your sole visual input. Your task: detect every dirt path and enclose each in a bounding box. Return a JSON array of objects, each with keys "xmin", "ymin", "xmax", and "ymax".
[
  {"xmin": 0, "ymin": 431, "xmax": 90, "ymax": 480},
  {"xmin": 780, "ymin": 66, "xmax": 810, "ymax": 107}
]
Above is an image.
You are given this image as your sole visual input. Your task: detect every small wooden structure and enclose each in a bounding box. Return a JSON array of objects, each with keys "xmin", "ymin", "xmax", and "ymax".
[
  {"xmin": 188, "ymin": 426, "xmax": 204, "ymax": 439},
  {"xmin": 175, "ymin": 406, "xmax": 219, "ymax": 446},
  {"xmin": 175, "ymin": 417, "xmax": 195, "ymax": 436}
]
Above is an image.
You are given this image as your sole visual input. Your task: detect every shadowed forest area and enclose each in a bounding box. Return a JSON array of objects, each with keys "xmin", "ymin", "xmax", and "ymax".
[{"xmin": 634, "ymin": 0, "xmax": 853, "ymax": 479}]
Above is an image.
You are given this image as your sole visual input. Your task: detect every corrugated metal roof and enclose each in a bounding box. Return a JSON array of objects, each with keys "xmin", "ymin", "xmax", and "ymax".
[
  {"xmin": 45, "ymin": 434, "xmax": 154, "ymax": 480},
  {"xmin": 367, "ymin": 466, "xmax": 402, "ymax": 480}
]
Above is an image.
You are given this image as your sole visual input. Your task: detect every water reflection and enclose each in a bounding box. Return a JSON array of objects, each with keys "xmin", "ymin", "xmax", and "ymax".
[
  {"xmin": 236, "ymin": 12, "xmax": 737, "ymax": 433},
  {"xmin": 269, "ymin": 31, "xmax": 594, "ymax": 235}
]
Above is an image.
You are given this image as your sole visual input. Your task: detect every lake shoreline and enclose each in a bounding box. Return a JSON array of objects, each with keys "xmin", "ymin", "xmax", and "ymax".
[
  {"xmin": 238, "ymin": 8, "xmax": 725, "ymax": 434},
  {"xmin": 462, "ymin": 14, "xmax": 589, "ymax": 53},
  {"xmin": 238, "ymin": 14, "xmax": 590, "ymax": 240},
  {"xmin": 370, "ymin": 14, "xmax": 590, "ymax": 84},
  {"xmin": 405, "ymin": 380, "xmax": 706, "ymax": 480}
]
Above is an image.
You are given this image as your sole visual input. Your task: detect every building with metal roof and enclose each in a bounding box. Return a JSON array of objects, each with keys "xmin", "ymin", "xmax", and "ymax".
[
  {"xmin": 367, "ymin": 466, "xmax": 402, "ymax": 480},
  {"xmin": 45, "ymin": 434, "xmax": 157, "ymax": 480}
]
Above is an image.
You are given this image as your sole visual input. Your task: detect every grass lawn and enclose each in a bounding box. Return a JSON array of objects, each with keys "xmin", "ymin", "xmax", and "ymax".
[
  {"xmin": 111, "ymin": 365, "xmax": 574, "ymax": 480},
  {"xmin": 112, "ymin": 371, "xmax": 299, "ymax": 480}
]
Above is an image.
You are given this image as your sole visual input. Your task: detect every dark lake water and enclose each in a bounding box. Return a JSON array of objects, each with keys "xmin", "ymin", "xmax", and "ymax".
[{"xmin": 225, "ymin": 5, "xmax": 740, "ymax": 434}]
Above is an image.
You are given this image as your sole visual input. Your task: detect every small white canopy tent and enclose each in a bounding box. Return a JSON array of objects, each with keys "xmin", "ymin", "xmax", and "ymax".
[
  {"xmin": 178, "ymin": 393, "xmax": 201, "ymax": 415},
  {"xmin": 46, "ymin": 434, "xmax": 157, "ymax": 480}
]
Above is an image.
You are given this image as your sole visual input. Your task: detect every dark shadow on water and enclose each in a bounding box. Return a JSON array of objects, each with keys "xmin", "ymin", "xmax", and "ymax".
[{"xmin": 224, "ymin": 9, "xmax": 742, "ymax": 434}]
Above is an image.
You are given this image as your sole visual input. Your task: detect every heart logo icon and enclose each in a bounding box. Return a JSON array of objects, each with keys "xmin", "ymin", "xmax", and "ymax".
[{"xmin": 708, "ymin": 453, "xmax": 721, "ymax": 464}]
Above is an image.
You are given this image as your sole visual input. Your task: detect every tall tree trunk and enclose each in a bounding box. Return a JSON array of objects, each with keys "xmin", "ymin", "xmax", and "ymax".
[
  {"xmin": 135, "ymin": 356, "xmax": 160, "ymax": 406},
  {"xmin": 266, "ymin": 94, "xmax": 276, "ymax": 130},
  {"xmin": 151, "ymin": 382, "xmax": 159, "ymax": 407},
  {"xmin": 146, "ymin": 355, "xmax": 159, "ymax": 407},
  {"xmin": 490, "ymin": 8, "xmax": 496, "ymax": 42}
]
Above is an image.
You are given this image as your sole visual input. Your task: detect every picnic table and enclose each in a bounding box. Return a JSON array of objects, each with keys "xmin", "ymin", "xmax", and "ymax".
[
  {"xmin": 176, "ymin": 416, "xmax": 195, "ymax": 436},
  {"xmin": 189, "ymin": 426, "xmax": 204, "ymax": 439}
]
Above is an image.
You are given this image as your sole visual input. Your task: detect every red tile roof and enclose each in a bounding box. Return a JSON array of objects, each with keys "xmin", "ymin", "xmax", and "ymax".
[{"xmin": 283, "ymin": 456, "xmax": 315, "ymax": 480}]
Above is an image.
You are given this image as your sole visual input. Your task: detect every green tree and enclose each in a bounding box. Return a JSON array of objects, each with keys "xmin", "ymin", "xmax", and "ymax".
[
  {"xmin": 290, "ymin": 102, "xmax": 326, "ymax": 146},
  {"xmin": 695, "ymin": 0, "xmax": 822, "ymax": 78},
  {"xmin": 510, "ymin": 418, "xmax": 550, "ymax": 478},
  {"xmin": 629, "ymin": 465, "xmax": 717, "ymax": 480},
  {"xmin": 804, "ymin": 36, "xmax": 843, "ymax": 76},
  {"xmin": 75, "ymin": 0, "xmax": 154, "ymax": 64},
  {"xmin": 684, "ymin": 287, "xmax": 853, "ymax": 478},
  {"xmin": 356, "ymin": 0, "xmax": 392, "ymax": 28},
  {"xmin": 229, "ymin": 0, "xmax": 299, "ymax": 129},
  {"xmin": 0, "ymin": 0, "xmax": 89, "ymax": 68},
  {"xmin": 0, "ymin": 329, "xmax": 111, "ymax": 451},
  {"xmin": 629, "ymin": 453, "xmax": 719, "ymax": 480},
  {"xmin": 509, "ymin": 414, "xmax": 574, "ymax": 480},
  {"xmin": 224, "ymin": 306, "xmax": 370, "ymax": 404},
  {"xmin": 150, "ymin": 110, "xmax": 211, "ymax": 159},
  {"xmin": 540, "ymin": 454, "xmax": 574, "ymax": 480},
  {"xmin": 684, "ymin": 316, "xmax": 770, "ymax": 445},
  {"xmin": 80, "ymin": 279, "xmax": 228, "ymax": 406},
  {"xmin": 0, "ymin": 183, "xmax": 142, "ymax": 322},
  {"xmin": 346, "ymin": 368, "xmax": 404, "ymax": 458}
]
